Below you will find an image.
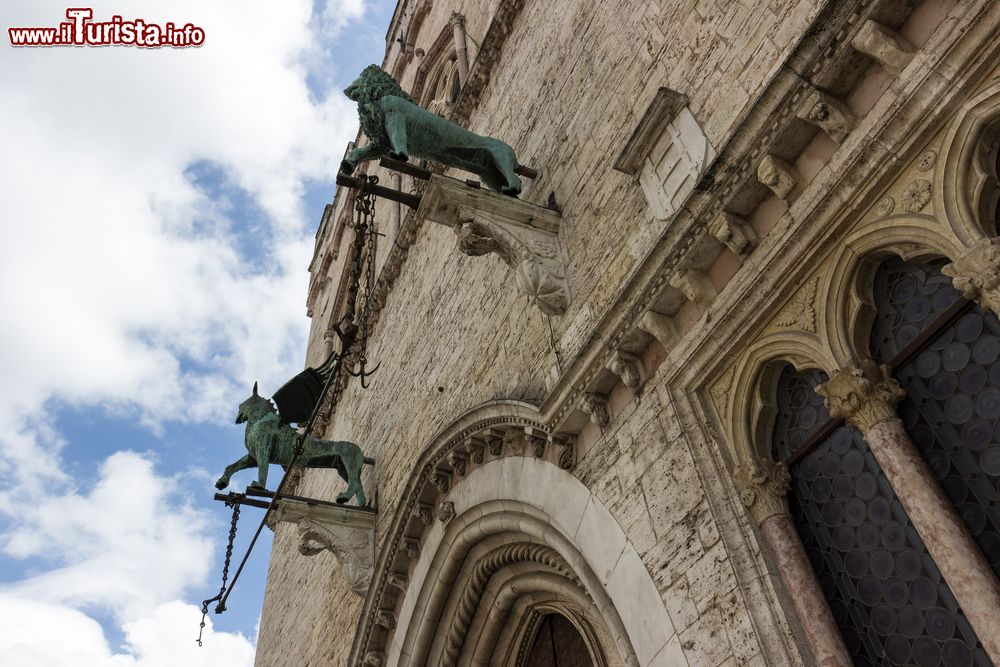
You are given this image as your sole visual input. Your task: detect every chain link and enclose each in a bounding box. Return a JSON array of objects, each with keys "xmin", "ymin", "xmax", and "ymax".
[{"xmin": 196, "ymin": 498, "xmax": 241, "ymax": 646}]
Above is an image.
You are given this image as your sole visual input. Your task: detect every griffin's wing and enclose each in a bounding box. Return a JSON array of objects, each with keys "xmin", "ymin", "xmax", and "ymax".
[{"xmin": 272, "ymin": 352, "xmax": 339, "ymax": 424}]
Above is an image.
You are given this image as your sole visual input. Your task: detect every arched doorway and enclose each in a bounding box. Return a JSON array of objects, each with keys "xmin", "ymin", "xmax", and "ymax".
[{"xmin": 524, "ymin": 613, "xmax": 595, "ymax": 667}]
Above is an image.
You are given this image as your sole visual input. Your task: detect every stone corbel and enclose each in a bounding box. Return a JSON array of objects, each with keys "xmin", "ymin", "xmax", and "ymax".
[
  {"xmin": 580, "ymin": 392, "xmax": 611, "ymax": 428},
  {"xmin": 550, "ymin": 432, "xmax": 577, "ymax": 470},
  {"xmin": 795, "ymin": 88, "xmax": 856, "ymax": 144},
  {"xmin": 670, "ymin": 269, "xmax": 716, "ymax": 306},
  {"xmin": 464, "ymin": 437, "xmax": 485, "ymax": 464},
  {"xmin": 608, "ymin": 350, "xmax": 646, "ymax": 389},
  {"xmin": 942, "ymin": 238, "xmax": 1000, "ymax": 315},
  {"xmin": 851, "ymin": 20, "xmax": 915, "ymax": 76},
  {"xmin": 525, "ymin": 427, "xmax": 547, "ymax": 457},
  {"xmin": 638, "ymin": 310, "xmax": 679, "ymax": 350},
  {"xmin": 414, "ymin": 502, "xmax": 434, "ymax": 525},
  {"xmin": 274, "ymin": 498, "xmax": 375, "ymax": 598},
  {"xmin": 709, "ymin": 212, "xmax": 756, "ymax": 259},
  {"xmin": 417, "ymin": 175, "xmax": 570, "ymax": 316},
  {"xmin": 757, "ymin": 155, "xmax": 800, "ymax": 201},
  {"xmin": 447, "ymin": 450, "xmax": 468, "ymax": 476}
]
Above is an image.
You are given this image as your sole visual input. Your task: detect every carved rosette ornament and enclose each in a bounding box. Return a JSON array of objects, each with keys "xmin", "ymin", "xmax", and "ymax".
[
  {"xmin": 418, "ymin": 175, "xmax": 570, "ymax": 316},
  {"xmin": 580, "ymin": 392, "xmax": 611, "ymax": 428},
  {"xmin": 273, "ymin": 499, "xmax": 375, "ymax": 598},
  {"xmin": 815, "ymin": 360, "xmax": 905, "ymax": 432},
  {"xmin": 733, "ymin": 458, "xmax": 791, "ymax": 524},
  {"xmin": 942, "ymin": 238, "xmax": 1000, "ymax": 315}
]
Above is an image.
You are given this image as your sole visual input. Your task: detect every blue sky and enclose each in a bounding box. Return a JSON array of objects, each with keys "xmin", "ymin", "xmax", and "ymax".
[{"xmin": 0, "ymin": 1, "xmax": 394, "ymax": 663}]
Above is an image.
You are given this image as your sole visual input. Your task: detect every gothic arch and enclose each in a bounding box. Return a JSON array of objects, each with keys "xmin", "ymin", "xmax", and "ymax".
[
  {"xmin": 411, "ymin": 22, "xmax": 461, "ymax": 107},
  {"xmin": 822, "ymin": 219, "xmax": 962, "ymax": 366},
  {"xmin": 724, "ymin": 332, "xmax": 834, "ymax": 469},
  {"xmin": 937, "ymin": 79, "xmax": 1000, "ymax": 244}
]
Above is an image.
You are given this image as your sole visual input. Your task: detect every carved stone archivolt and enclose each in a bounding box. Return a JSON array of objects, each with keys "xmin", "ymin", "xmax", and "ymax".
[
  {"xmin": 274, "ymin": 498, "xmax": 375, "ymax": 598},
  {"xmin": 418, "ymin": 174, "xmax": 570, "ymax": 316}
]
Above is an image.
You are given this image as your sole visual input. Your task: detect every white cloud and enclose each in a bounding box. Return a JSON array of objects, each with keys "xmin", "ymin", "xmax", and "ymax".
[
  {"xmin": 0, "ymin": 0, "xmax": 361, "ymax": 485},
  {"xmin": 0, "ymin": 596, "xmax": 255, "ymax": 667}
]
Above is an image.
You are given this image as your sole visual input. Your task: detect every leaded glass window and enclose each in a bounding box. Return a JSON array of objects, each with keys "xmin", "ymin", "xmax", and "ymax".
[
  {"xmin": 871, "ymin": 257, "xmax": 1000, "ymax": 578},
  {"xmin": 773, "ymin": 365, "xmax": 988, "ymax": 666}
]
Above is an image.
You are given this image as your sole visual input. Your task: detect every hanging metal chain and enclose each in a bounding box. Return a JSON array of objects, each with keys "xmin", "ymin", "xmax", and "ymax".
[
  {"xmin": 196, "ymin": 497, "xmax": 240, "ymax": 646},
  {"xmin": 196, "ymin": 175, "xmax": 383, "ymax": 642},
  {"xmin": 346, "ymin": 176, "xmax": 381, "ymax": 387}
]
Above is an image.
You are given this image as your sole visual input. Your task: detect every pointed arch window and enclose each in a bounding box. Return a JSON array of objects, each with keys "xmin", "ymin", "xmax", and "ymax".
[{"xmin": 772, "ymin": 364, "xmax": 987, "ymax": 665}]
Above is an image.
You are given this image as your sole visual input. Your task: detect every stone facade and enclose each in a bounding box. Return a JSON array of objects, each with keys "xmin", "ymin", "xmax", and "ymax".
[{"xmin": 257, "ymin": 0, "xmax": 1000, "ymax": 665}]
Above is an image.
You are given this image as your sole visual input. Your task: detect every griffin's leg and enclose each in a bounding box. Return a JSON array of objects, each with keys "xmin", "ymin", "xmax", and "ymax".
[
  {"xmin": 384, "ymin": 111, "xmax": 409, "ymax": 162},
  {"xmin": 252, "ymin": 448, "xmax": 270, "ymax": 489},
  {"xmin": 216, "ymin": 454, "xmax": 255, "ymax": 490}
]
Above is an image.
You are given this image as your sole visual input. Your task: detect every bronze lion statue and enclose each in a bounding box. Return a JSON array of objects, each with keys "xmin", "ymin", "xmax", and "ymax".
[{"xmin": 340, "ymin": 64, "xmax": 523, "ymax": 196}]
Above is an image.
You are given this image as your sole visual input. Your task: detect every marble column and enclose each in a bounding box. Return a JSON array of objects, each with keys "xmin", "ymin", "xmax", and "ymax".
[
  {"xmin": 735, "ymin": 458, "xmax": 853, "ymax": 667},
  {"xmin": 817, "ymin": 360, "xmax": 1000, "ymax": 662},
  {"xmin": 942, "ymin": 237, "xmax": 1000, "ymax": 315},
  {"xmin": 389, "ymin": 173, "xmax": 402, "ymax": 246},
  {"xmin": 449, "ymin": 13, "xmax": 470, "ymax": 86}
]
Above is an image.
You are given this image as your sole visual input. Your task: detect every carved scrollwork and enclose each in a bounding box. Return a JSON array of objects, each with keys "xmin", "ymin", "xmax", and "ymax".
[
  {"xmin": 815, "ymin": 360, "xmax": 905, "ymax": 432},
  {"xmin": 733, "ymin": 458, "xmax": 791, "ymax": 524},
  {"xmin": 943, "ymin": 238, "xmax": 1000, "ymax": 314}
]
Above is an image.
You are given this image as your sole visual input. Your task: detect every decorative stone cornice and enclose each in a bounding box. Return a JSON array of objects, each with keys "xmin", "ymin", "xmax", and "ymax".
[
  {"xmin": 943, "ymin": 237, "xmax": 1000, "ymax": 314},
  {"xmin": 733, "ymin": 458, "xmax": 791, "ymax": 524},
  {"xmin": 815, "ymin": 361, "xmax": 905, "ymax": 432},
  {"xmin": 274, "ymin": 498, "xmax": 375, "ymax": 598}
]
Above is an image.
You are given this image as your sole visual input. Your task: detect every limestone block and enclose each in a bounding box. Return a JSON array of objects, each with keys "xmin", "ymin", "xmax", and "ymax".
[
  {"xmin": 851, "ymin": 19, "xmax": 915, "ymax": 76},
  {"xmin": 756, "ymin": 155, "xmax": 800, "ymax": 200},
  {"xmin": 606, "ymin": 544, "xmax": 675, "ymax": 667},
  {"xmin": 573, "ymin": 494, "xmax": 627, "ymax": 584},
  {"xmin": 708, "ymin": 212, "xmax": 757, "ymax": 258}
]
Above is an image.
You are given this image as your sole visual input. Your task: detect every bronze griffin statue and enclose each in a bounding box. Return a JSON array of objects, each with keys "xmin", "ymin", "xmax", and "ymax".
[
  {"xmin": 340, "ymin": 64, "xmax": 523, "ymax": 196},
  {"xmin": 215, "ymin": 359, "xmax": 366, "ymax": 505}
]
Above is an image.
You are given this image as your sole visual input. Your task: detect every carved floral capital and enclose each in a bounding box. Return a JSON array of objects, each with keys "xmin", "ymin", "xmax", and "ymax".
[
  {"xmin": 943, "ymin": 238, "xmax": 1000, "ymax": 314},
  {"xmin": 815, "ymin": 360, "xmax": 905, "ymax": 432},
  {"xmin": 733, "ymin": 458, "xmax": 791, "ymax": 524}
]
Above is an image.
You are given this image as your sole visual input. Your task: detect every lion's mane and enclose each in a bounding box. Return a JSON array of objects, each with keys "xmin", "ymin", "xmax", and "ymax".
[{"xmin": 353, "ymin": 65, "xmax": 416, "ymax": 149}]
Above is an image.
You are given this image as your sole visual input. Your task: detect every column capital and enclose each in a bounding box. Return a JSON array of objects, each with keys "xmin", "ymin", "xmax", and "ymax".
[
  {"xmin": 816, "ymin": 360, "xmax": 904, "ymax": 432},
  {"xmin": 943, "ymin": 237, "xmax": 1000, "ymax": 315},
  {"xmin": 734, "ymin": 458, "xmax": 790, "ymax": 524}
]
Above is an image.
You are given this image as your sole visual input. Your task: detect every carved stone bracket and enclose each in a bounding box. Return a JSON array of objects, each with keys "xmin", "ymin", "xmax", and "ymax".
[
  {"xmin": 418, "ymin": 175, "xmax": 570, "ymax": 316},
  {"xmin": 709, "ymin": 212, "xmax": 757, "ymax": 259},
  {"xmin": 638, "ymin": 310, "xmax": 680, "ymax": 350},
  {"xmin": 851, "ymin": 20, "xmax": 915, "ymax": 76},
  {"xmin": 608, "ymin": 349, "xmax": 646, "ymax": 389},
  {"xmin": 816, "ymin": 360, "xmax": 905, "ymax": 432},
  {"xmin": 274, "ymin": 498, "xmax": 375, "ymax": 598},
  {"xmin": 670, "ymin": 269, "xmax": 716, "ymax": 306},
  {"xmin": 733, "ymin": 458, "xmax": 791, "ymax": 524},
  {"xmin": 580, "ymin": 392, "xmax": 611, "ymax": 428},
  {"xmin": 550, "ymin": 432, "xmax": 577, "ymax": 470},
  {"xmin": 943, "ymin": 238, "xmax": 1000, "ymax": 314},
  {"xmin": 757, "ymin": 155, "xmax": 801, "ymax": 201},
  {"xmin": 795, "ymin": 88, "xmax": 857, "ymax": 144}
]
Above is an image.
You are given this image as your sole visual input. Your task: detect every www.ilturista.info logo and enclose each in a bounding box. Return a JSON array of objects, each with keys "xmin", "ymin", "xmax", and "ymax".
[{"xmin": 8, "ymin": 8, "xmax": 205, "ymax": 48}]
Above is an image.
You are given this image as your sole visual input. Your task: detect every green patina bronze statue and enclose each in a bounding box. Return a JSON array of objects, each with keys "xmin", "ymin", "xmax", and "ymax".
[
  {"xmin": 340, "ymin": 64, "xmax": 523, "ymax": 196},
  {"xmin": 215, "ymin": 381, "xmax": 366, "ymax": 506}
]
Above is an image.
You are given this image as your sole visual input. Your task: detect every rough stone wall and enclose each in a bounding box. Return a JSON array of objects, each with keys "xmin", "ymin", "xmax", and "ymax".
[{"xmin": 254, "ymin": 0, "xmax": 996, "ymax": 665}]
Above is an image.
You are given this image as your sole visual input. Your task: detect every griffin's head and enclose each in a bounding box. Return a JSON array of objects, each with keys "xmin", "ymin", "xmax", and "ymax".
[
  {"xmin": 236, "ymin": 382, "xmax": 276, "ymax": 424},
  {"xmin": 344, "ymin": 64, "xmax": 413, "ymax": 104}
]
